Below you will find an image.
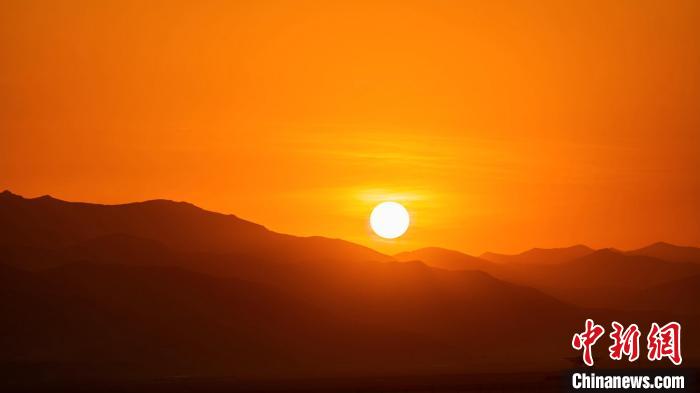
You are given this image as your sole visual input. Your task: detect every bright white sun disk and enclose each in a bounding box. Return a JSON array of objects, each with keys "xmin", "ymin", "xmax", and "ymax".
[{"xmin": 370, "ymin": 201, "xmax": 410, "ymax": 239}]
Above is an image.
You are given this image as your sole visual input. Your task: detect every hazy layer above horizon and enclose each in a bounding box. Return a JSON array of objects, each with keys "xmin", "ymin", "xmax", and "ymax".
[{"xmin": 1, "ymin": 0, "xmax": 699, "ymax": 254}]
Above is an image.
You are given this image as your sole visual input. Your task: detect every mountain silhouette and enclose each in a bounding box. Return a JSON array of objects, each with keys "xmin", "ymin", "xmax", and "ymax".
[
  {"xmin": 0, "ymin": 191, "xmax": 581, "ymax": 380},
  {"xmin": 500, "ymin": 249, "xmax": 700, "ymax": 308},
  {"xmin": 0, "ymin": 190, "xmax": 391, "ymax": 269},
  {"xmin": 627, "ymin": 241, "xmax": 700, "ymax": 264},
  {"xmin": 394, "ymin": 247, "xmax": 496, "ymax": 271},
  {"xmin": 400, "ymin": 246, "xmax": 700, "ymax": 310},
  {"xmin": 480, "ymin": 244, "xmax": 594, "ymax": 264},
  {"xmin": 1, "ymin": 191, "xmax": 699, "ymax": 389},
  {"xmin": 628, "ymin": 274, "xmax": 700, "ymax": 315},
  {"xmin": 0, "ymin": 262, "xmax": 455, "ymax": 380}
]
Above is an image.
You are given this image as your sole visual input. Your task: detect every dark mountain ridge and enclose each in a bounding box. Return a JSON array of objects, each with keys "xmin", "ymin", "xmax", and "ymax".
[
  {"xmin": 0, "ymin": 191, "xmax": 586, "ymax": 380},
  {"xmin": 480, "ymin": 244, "xmax": 594, "ymax": 264},
  {"xmin": 399, "ymin": 246, "xmax": 700, "ymax": 310},
  {"xmin": 1, "ymin": 191, "xmax": 699, "ymax": 386},
  {"xmin": 627, "ymin": 241, "xmax": 700, "ymax": 264},
  {"xmin": 0, "ymin": 190, "xmax": 391, "ymax": 269}
]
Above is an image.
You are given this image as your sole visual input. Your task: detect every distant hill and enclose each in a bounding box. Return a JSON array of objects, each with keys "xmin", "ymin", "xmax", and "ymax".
[
  {"xmin": 627, "ymin": 241, "xmax": 700, "ymax": 264},
  {"xmin": 484, "ymin": 249, "xmax": 700, "ymax": 308},
  {"xmin": 480, "ymin": 245, "xmax": 594, "ymax": 264},
  {"xmin": 517, "ymin": 249, "xmax": 700, "ymax": 289},
  {"xmin": 394, "ymin": 247, "xmax": 496, "ymax": 271},
  {"xmin": 402, "ymin": 246, "xmax": 700, "ymax": 310}
]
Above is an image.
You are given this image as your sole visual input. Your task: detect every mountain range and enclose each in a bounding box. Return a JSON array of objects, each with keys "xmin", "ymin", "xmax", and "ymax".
[{"xmin": 1, "ymin": 190, "xmax": 698, "ymax": 388}]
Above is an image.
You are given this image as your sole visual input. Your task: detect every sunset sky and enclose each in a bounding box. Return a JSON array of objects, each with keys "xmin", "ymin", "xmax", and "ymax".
[{"xmin": 2, "ymin": 0, "xmax": 699, "ymax": 254}]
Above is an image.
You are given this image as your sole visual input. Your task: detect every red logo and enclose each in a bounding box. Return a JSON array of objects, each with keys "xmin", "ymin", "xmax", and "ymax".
[
  {"xmin": 572, "ymin": 320, "xmax": 682, "ymax": 366},
  {"xmin": 647, "ymin": 322, "xmax": 682, "ymax": 365},
  {"xmin": 609, "ymin": 321, "xmax": 641, "ymax": 362},
  {"xmin": 572, "ymin": 319, "xmax": 605, "ymax": 366}
]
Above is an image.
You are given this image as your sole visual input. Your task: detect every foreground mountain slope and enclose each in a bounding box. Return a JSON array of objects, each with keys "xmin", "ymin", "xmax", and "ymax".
[
  {"xmin": 0, "ymin": 262, "xmax": 455, "ymax": 380},
  {"xmin": 0, "ymin": 257, "xmax": 584, "ymax": 379}
]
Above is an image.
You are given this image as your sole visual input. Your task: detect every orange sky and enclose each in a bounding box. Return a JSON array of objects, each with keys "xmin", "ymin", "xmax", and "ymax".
[{"xmin": 1, "ymin": 0, "xmax": 699, "ymax": 254}]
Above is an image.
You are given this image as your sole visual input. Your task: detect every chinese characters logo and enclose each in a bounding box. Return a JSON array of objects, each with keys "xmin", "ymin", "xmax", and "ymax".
[{"xmin": 572, "ymin": 319, "xmax": 681, "ymax": 366}]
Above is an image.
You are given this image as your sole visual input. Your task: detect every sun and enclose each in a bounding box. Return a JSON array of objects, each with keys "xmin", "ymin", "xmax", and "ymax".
[{"xmin": 370, "ymin": 201, "xmax": 410, "ymax": 239}]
